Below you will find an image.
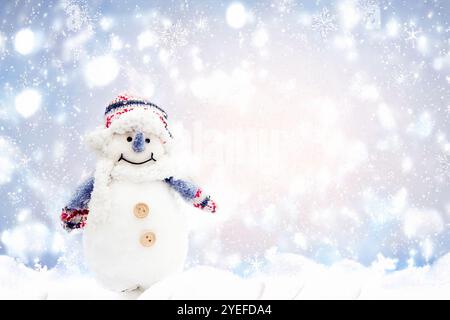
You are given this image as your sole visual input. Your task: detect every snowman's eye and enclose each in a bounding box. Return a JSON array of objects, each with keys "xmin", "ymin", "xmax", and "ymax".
[
  {"xmin": 127, "ymin": 137, "xmax": 132, "ymax": 142},
  {"xmin": 145, "ymin": 138, "xmax": 150, "ymax": 143}
]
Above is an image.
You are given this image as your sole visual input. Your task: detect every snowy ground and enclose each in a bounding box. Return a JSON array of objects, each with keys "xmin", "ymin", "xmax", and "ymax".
[{"xmin": 1, "ymin": 252, "xmax": 450, "ymax": 300}]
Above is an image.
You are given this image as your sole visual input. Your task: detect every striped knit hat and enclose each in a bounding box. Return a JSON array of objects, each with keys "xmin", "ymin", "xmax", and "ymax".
[
  {"xmin": 104, "ymin": 94, "xmax": 172, "ymax": 143},
  {"xmin": 86, "ymin": 94, "xmax": 173, "ymax": 152}
]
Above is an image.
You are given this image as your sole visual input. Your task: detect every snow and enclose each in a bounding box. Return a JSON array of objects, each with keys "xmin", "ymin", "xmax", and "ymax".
[
  {"xmin": 1, "ymin": 252, "xmax": 450, "ymax": 299},
  {"xmin": 14, "ymin": 88, "xmax": 42, "ymax": 118}
]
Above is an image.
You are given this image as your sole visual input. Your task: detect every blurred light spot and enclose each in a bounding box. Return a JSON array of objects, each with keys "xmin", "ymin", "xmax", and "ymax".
[
  {"xmin": 137, "ymin": 30, "xmax": 157, "ymax": 50},
  {"xmin": 16, "ymin": 208, "xmax": 31, "ymax": 222},
  {"xmin": 83, "ymin": 55, "xmax": 119, "ymax": 87},
  {"xmin": 386, "ymin": 18, "xmax": 400, "ymax": 37},
  {"xmin": 110, "ymin": 34, "xmax": 123, "ymax": 51},
  {"xmin": 15, "ymin": 88, "xmax": 42, "ymax": 118},
  {"xmin": 417, "ymin": 35, "xmax": 428, "ymax": 55},
  {"xmin": 14, "ymin": 28, "xmax": 36, "ymax": 55},
  {"xmin": 99, "ymin": 17, "xmax": 113, "ymax": 31},
  {"xmin": 226, "ymin": 3, "xmax": 248, "ymax": 29},
  {"xmin": 338, "ymin": 1, "xmax": 360, "ymax": 31}
]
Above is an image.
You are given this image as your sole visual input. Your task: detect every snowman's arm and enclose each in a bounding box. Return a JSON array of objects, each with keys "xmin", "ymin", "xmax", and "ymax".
[
  {"xmin": 164, "ymin": 177, "xmax": 217, "ymax": 213},
  {"xmin": 60, "ymin": 176, "xmax": 94, "ymax": 232}
]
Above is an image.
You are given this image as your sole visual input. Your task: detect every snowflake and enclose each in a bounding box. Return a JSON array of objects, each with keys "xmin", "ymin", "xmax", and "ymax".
[
  {"xmin": 404, "ymin": 22, "xmax": 422, "ymax": 48},
  {"xmin": 64, "ymin": 2, "xmax": 89, "ymax": 32},
  {"xmin": 358, "ymin": 0, "xmax": 381, "ymax": 30},
  {"xmin": 312, "ymin": 7, "xmax": 338, "ymax": 39},
  {"xmin": 158, "ymin": 21, "xmax": 189, "ymax": 55},
  {"xmin": 436, "ymin": 153, "xmax": 450, "ymax": 183}
]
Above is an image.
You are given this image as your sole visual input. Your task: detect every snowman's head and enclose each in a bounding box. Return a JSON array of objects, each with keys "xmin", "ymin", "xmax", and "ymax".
[
  {"xmin": 85, "ymin": 95, "xmax": 173, "ymax": 169},
  {"xmin": 109, "ymin": 130, "xmax": 165, "ymax": 166}
]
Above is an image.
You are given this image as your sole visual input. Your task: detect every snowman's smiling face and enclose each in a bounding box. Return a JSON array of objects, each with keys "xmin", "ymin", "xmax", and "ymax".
[{"xmin": 109, "ymin": 130, "xmax": 166, "ymax": 166}]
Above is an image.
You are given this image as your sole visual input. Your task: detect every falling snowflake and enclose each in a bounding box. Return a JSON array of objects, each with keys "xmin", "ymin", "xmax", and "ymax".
[
  {"xmin": 358, "ymin": 0, "xmax": 381, "ymax": 30},
  {"xmin": 64, "ymin": 2, "xmax": 89, "ymax": 32},
  {"xmin": 312, "ymin": 7, "xmax": 337, "ymax": 39},
  {"xmin": 404, "ymin": 22, "xmax": 422, "ymax": 48},
  {"xmin": 158, "ymin": 21, "xmax": 189, "ymax": 55},
  {"xmin": 436, "ymin": 153, "xmax": 450, "ymax": 183}
]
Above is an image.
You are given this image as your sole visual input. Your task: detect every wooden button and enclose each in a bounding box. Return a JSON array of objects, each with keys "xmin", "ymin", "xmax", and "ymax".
[
  {"xmin": 134, "ymin": 203, "xmax": 149, "ymax": 218},
  {"xmin": 140, "ymin": 231, "xmax": 156, "ymax": 247}
]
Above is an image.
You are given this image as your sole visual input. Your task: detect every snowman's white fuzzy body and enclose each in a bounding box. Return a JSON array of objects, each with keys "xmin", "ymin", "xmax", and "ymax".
[
  {"xmin": 68, "ymin": 98, "xmax": 212, "ymax": 292},
  {"xmin": 83, "ymin": 178, "xmax": 188, "ymax": 291}
]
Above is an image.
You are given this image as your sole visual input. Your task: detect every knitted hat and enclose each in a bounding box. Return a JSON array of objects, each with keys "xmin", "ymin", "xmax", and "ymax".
[{"xmin": 86, "ymin": 94, "xmax": 173, "ymax": 152}]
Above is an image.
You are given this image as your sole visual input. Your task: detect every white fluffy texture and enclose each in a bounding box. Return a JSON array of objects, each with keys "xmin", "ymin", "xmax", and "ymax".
[
  {"xmin": 85, "ymin": 108, "xmax": 173, "ymax": 154},
  {"xmin": 1, "ymin": 252, "xmax": 450, "ymax": 299},
  {"xmin": 84, "ymin": 180, "xmax": 188, "ymax": 291},
  {"xmin": 140, "ymin": 266, "xmax": 264, "ymax": 300},
  {"xmin": 107, "ymin": 108, "xmax": 172, "ymax": 146},
  {"xmin": 86, "ymin": 130, "xmax": 181, "ymax": 226},
  {"xmin": 82, "ymin": 112, "xmax": 187, "ymax": 291}
]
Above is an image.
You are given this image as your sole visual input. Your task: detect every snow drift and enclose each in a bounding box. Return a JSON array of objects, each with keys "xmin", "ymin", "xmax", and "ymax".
[{"xmin": 1, "ymin": 252, "xmax": 450, "ymax": 300}]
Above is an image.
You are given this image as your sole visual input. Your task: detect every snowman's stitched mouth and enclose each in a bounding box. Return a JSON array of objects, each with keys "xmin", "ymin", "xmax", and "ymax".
[{"xmin": 118, "ymin": 153, "xmax": 157, "ymax": 165}]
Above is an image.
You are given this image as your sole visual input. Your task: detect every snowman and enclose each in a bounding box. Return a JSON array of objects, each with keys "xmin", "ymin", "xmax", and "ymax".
[{"xmin": 60, "ymin": 94, "xmax": 217, "ymax": 292}]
